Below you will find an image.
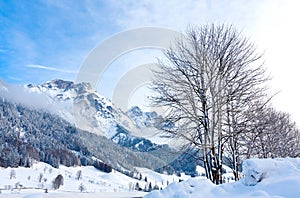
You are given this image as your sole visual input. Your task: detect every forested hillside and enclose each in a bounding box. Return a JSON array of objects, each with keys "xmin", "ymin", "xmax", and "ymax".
[{"xmin": 0, "ymin": 99, "xmax": 171, "ymax": 174}]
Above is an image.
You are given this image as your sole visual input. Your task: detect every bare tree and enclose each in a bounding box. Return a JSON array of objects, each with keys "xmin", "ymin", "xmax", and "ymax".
[
  {"xmin": 78, "ymin": 183, "xmax": 86, "ymax": 192},
  {"xmin": 244, "ymin": 106, "xmax": 300, "ymax": 159},
  {"xmin": 38, "ymin": 173, "xmax": 43, "ymax": 183},
  {"xmin": 76, "ymin": 170, "xmax": 82, "ymax": 180},
  {"xmin": 224, "ymin": 99, "xmax": 269, "ymax": 180},
  {"xmin": 9, "ymin": 169, "xmax": 16, "ymax": 179},
  {"xmin": 151, "ymin": 24, "xmax": 268, "ymax": 184}
]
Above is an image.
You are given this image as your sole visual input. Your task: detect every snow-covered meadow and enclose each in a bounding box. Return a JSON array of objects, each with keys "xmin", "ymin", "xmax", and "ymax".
[
  {"xmin": 0, "ymin": 161, "xmax": 187, "ymax": 197},
  {"xmin": 1, "ymin": 158, "xmax": 299, "ymax": 197}
]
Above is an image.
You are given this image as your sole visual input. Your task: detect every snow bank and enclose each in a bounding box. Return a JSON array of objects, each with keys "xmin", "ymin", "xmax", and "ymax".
[
  {"xmin": 144, "ymin": 178, "xmax": 216, "ymax": 198},
  {"xmin": 145, "ymin": 158, "xmax": 300, "ymax": 198},
  {"xmin": 242, "ymin": 158, "xmax": 300, "ymax": 186}
]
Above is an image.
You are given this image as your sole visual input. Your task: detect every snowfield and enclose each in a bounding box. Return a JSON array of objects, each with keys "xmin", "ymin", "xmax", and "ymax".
[
  {"xmin": 0, "ymin": 162, "xmax": 186, "ymax": 198},
  {"xmin": 1, "ymin": 158, "xmax": 300, "ymax": 198},
  {"xmin": 145, "ymin": 158, "xmax": 300, "ymax": 198}
]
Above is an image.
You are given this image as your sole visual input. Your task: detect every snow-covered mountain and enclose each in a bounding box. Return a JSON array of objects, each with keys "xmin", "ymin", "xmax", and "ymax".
[
  {"xmin": 127, "ymin": 106, "xmax": 162, "ymax": 128},
  {"xmin": 126, "ymin": 106, "xmax": 176, "ymax": 146},
  {"xmin": 127, "ymin": 106, "xmax": 174, "ymax": 133},
  {"xmin": 25, "ymin": 80, "xmax": 197, "ymax": 171},
  {"xmin": 111, "ymin": 131, "xmax": 163, "ymax": 152},
  {"xmin": 25, "ymin": 79, "xmax": 175, "ymax": 149},
  {"xmin": 26, "ymin": 79, "xmax": 139, "ymax": 138},
  {"xmin": 0, "ymin": 79, "xmax": 201, "ymax": 175}
]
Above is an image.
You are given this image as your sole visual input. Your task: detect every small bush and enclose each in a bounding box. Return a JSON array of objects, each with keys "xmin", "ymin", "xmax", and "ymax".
[
  {"xmin": 52, "ymin": 174, "xmax": 64, "ymax": 190},
  {"xmin": 78, "ymin": 183, "xmax": 86, "ymax": 192}
]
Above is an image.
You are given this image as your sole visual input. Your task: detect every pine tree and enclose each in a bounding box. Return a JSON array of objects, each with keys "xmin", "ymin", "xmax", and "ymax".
[
  {"xmin": 135, "ymin": 182, "xmax": 140, "ymax": 191},
  {"xmin": 148, "ymin": 182, "xmax": 152, "ymax": 192}
]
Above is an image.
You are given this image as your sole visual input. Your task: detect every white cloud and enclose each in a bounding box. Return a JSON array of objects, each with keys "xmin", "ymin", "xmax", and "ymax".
[
  {"xmin": 114, "ymin": 0, "xmax": 268, "ymax": 33},
  {"xmin": 26, "ymin": 64, "xmax": 77, "ymax": 74},
  {"xmin": 0, "ymin": 83, "xmax": 72, "ymax": 117},
  {"xmin": 7, "ymin": 76, "xmax": 22, "ymax": 81}
]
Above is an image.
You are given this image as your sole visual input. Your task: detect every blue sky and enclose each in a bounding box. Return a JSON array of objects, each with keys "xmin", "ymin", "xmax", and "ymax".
[
  {"xmin": 0, "ymin": 0, "xmax": 120, "ymax": 83},
  {"xmin": 1, "ymin": 0, "xmax": 300, "ymax": 123},
  {"xmin": 0, "ymin": 0, "xmax": 271, "ymax": 84}
]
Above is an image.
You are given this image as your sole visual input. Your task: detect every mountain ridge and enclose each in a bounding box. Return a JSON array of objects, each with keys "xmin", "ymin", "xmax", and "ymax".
[
  {"xmin": 25, "ymin": 79, "xmax": 171, "ymax": 144},
  {"xmin": 0, "ymin": 79, "xmax": 200, "ymax": 175}
]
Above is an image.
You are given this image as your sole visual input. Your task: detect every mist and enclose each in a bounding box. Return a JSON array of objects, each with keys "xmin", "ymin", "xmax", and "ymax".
[{"xmin": 0, "ymin": 81, "xmax": 74, "ymax": 123}]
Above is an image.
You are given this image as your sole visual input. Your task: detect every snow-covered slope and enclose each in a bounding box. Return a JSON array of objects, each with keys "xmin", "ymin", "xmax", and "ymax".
[
  {"xmin": 145, "ymin": 158, "xmax": 300, "ymax": 198},
  {"xmin": 0, "ymin": 162, "xmax": 189, "ymax": 197},
  {"xmin": 7, "ymin": 158, "xmax": 299, "ymax": 198}
]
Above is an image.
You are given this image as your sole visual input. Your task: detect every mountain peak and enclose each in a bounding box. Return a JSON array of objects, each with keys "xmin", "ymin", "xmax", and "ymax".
[
  {"xmin": 27, "ymin": 79, "xmax": 93, "ymax": 99},
  {"xmin": 45, "ymin": 79, "xmax": 74, "ymax": 89},
  {"xmin": 42, "ymin": 79, "xmax": 92, "ymax": 93},
  {"xmin": 128, "ymin": 106, "xmax": 143, "ymax": 116}
]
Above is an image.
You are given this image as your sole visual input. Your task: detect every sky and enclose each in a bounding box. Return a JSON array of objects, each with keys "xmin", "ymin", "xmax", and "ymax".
[{"xmin": 1, "ymin": 0, "xmax": 300, "ymax": 124}]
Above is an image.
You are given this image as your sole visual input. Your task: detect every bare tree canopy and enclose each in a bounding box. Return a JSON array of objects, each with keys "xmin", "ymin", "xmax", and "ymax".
[
  {"xmin": 243, "ymin": 106, "xmax": 300, "ymax": 159},
  {"xmin": 151, "ymin": 24, "xmax": 271, "ymax": 184}
]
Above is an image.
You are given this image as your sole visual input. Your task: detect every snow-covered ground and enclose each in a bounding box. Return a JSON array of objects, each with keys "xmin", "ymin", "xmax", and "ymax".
[
  {"xmin": 0, "ymin": 162, "xmax": 187, "ymax": 198},
  {"xmin": 145, "ymin": 158, "xmax": 300, "ymax": 198},
  {"xmin": 2, "ymin": 158, "xmax": 299, "ymax": 198}
]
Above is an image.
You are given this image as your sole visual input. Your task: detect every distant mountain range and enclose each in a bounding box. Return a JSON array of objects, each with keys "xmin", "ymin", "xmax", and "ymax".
[
  {"xmin": 27, "ymin": 80, "xmax": 165, "ymax": 138},
  {"xmin": 0, "ymin": 79, "xmax": 201, "ymax": 175}
]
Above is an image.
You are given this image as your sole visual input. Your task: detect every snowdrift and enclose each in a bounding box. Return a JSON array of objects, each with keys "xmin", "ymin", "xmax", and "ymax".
[
  {"xmin": 242, "ymin": 157, "xmax": 300, "ymax": 186},
  {"xmin": 145, "ymin": 158, "xmax": 300, "ymax": 198}
]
